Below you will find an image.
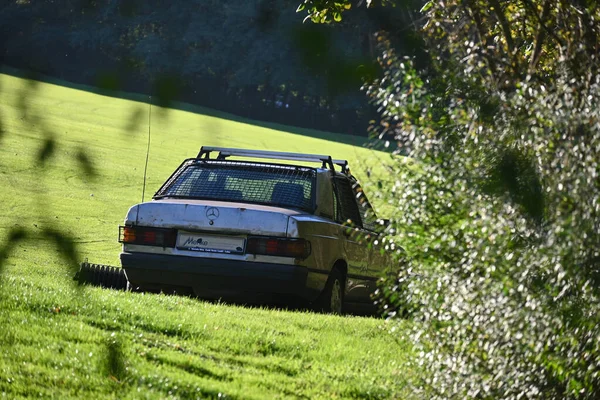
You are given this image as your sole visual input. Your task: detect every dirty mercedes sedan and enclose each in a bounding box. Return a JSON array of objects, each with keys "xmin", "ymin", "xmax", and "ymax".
[{"xmin": 119, "ymin": 146, "xmax": 390, "ymax": 314}]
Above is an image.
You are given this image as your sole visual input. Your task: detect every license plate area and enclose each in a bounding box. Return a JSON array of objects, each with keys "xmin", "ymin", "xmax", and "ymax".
[{"xmin": 177, "ymin": 232, "xmax": 246, "ymax": 254}]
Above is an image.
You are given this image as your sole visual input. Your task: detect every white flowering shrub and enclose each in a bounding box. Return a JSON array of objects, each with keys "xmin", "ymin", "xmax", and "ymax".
[{"xmin": 364, "ymin": 2, "xmax": 600, "ymax": 399}]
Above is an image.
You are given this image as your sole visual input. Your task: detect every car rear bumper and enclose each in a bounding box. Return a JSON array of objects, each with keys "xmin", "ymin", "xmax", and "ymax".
[{"xmin": 120, "ymin": 251, "xmax": 316, "ymax": 302}]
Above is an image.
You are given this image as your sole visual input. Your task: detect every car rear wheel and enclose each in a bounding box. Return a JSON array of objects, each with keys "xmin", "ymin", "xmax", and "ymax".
[{"xmin": 314, "ymin": 268, "xmax": 345, "ymax": 315}]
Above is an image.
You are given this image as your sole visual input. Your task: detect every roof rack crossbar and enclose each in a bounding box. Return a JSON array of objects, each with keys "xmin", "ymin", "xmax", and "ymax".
[{"xmin": 197, "ymin": 146, "xmax": 343, "ymax": 172}]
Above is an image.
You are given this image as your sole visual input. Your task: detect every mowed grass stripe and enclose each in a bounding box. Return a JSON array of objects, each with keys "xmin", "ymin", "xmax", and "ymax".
[{"xmin": 0, "ymin": 73, "xmax": 414, "ymax": 399}]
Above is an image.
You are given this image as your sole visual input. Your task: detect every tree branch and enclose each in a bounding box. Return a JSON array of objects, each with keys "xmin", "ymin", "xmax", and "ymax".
[
  {"xmin": 521, "ymin": 0, "xmax": 566, "ymax": 50},
  {"xmin": 528, "ymin": 0, "xmax": 551, "ymax": 72},
  {"xmin": 488, "ymin": 0, "xmax": 515, "ymax": 54},
  {"xmin": 488, "ymin": 0, "xmax": 522, "ymax": 77},
  {"xmin": 463, "ymin": 1, "xmax": 498, "ymax": 81}
]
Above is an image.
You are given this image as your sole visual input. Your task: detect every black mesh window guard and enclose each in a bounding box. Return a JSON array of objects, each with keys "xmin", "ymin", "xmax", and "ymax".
[{"xmin": 154, "ymin": 160, "xmax": 316, "ymax": 211}]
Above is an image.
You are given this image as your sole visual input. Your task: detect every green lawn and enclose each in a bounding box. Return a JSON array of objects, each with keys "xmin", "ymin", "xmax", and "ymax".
[{"xmin": 0, "ymin": 73, "xmax": 414, "ymax": 399}]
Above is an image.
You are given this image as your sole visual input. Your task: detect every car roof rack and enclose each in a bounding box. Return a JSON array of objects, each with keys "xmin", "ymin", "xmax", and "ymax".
[
  {"xmin": 332, "ymin": 159, "xmax": 349, "ymax": 174},
  {"xmin": 197, "ymin": 146, "xmax": 349, "ymax": 173}
]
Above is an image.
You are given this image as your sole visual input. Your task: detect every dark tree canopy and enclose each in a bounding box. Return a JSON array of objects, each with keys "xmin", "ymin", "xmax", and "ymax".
[{"xmin": 0, "ymin": 0, "xmax": 403, "ymax": 134}]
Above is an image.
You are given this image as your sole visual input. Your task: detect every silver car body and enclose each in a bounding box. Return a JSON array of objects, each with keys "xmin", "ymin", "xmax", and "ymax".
[{"xmin": 120, "ymin": 147, "xmax": 388, "ymax": 310}]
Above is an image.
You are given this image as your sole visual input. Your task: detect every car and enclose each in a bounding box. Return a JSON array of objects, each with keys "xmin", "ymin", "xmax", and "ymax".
[{"xmin": 118, "ymin": 146, "xmax": 390, "ymax": 314}]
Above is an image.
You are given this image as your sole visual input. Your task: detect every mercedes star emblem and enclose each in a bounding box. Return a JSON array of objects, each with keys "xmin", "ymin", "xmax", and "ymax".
[{"xmin": 206, "ymin": 207, "xmax": 220, "ymax": 221}]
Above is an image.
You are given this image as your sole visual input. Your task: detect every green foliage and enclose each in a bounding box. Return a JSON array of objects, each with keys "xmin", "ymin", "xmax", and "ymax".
[
  {"xmin": 297, "ymin": 0, "xmax": 353, "ymax": 23},
  {"xmin": 355, "ymin": 1, "xmax": 600, "ymax": 398},
  {"xmin": 297, "ymin": 0, "xmax": 401, "ymax": 23}
]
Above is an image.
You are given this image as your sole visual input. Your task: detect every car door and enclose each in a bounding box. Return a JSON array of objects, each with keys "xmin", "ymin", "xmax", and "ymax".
[
  {"xmin": 332, "ymin": 176, "xmax": 373, "ymax": 303},
  {"xmin": 350, "ymin": 183, "xmax": 390, "ymax": 289}
]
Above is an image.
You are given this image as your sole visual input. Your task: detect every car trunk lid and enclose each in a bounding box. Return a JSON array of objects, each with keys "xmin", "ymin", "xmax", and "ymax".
[{"xmin": 125, "ymin": 199, "xmax": 301, "ymax": 237}]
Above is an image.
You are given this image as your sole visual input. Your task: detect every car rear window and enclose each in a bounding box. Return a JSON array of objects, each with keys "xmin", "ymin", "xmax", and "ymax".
[{"xmin": 154, "ymin": 161, "xmax": 315, "ymax": 211}]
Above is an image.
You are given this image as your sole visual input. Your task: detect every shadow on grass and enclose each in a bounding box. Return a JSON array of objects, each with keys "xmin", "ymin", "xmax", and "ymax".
[
  {"xmin": 104, "ymin": 334, "xmax": 127, "ymax": 382},
  {"xmin": 0, "ymin": 66, "xmax": 369, "ymax": 148},
  {"xmin": 146, "ymin": 352, "xmax": 234, "ymax": 383},
  {"xmin": 91, "ymin": 280, "xmax": 381, "ymax": 318}
]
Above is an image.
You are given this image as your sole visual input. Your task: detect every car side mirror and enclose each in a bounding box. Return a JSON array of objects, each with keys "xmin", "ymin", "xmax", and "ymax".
[{"xmin": 377, "ymin": 218, "xmax": 390, "ymax": 228}]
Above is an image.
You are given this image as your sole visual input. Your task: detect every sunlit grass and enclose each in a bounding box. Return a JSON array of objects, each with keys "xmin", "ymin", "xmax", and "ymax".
[{"xmin": 0, "ymin": 73, "xmax": 414, "ymax": 399}]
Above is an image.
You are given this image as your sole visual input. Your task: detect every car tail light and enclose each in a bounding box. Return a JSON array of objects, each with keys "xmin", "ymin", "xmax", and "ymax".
[
  {"xmin": 246, "ymin": 237, "xmax": 311, "ymax": 259},
  {"xmin": 119, "ymin": 226, "xmax": 177, "ymax": 248}
]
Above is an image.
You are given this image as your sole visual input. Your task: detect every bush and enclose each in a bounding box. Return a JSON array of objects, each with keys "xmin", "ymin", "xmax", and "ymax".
[{"xmin": 361, "ymin": 2, "xmax": 600, "ymax": 398}]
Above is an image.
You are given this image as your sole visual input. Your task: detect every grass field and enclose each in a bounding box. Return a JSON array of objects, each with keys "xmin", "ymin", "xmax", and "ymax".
[{"xmin": 0, "ymin": 73, "xmax": 414, "ymax": 399}]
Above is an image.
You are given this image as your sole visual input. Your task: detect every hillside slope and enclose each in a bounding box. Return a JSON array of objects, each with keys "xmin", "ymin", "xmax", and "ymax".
[{"xmin": 0, "ymin": 74, "xmax": 412, "ymax": 399}]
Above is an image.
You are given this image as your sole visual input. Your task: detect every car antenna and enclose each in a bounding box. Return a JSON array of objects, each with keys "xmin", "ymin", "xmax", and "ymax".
[
  {"xmin": 135, "ymin": 96, "xmax": 152, "ymax": 225},
  {"xmin": 141, "ymin": 95, "xmax": 152, "ymax": 203}
]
